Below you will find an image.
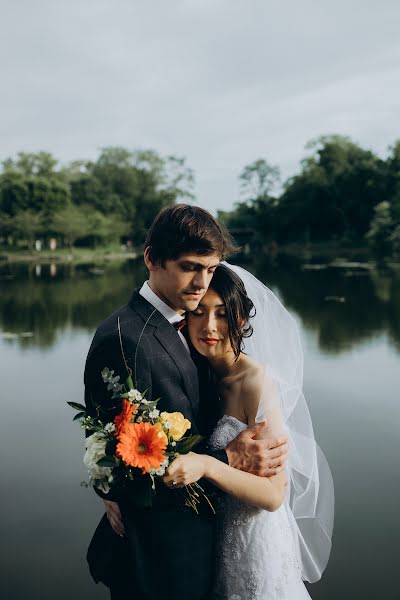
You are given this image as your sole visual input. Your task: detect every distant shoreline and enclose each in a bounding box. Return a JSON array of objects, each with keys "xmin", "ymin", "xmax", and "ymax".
[
  {"xmin": 1, "ymin": 243, "xmax": 399, "ymax": 267},
  {"xmin": 0, "ymin": 248, "xmax": 139, "ymax": 264}
]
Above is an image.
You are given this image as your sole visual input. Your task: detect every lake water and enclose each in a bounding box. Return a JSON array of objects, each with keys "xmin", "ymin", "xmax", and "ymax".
[{"xmin": 1, "ymin": 256, "xmax": 399, "ymax": 600}]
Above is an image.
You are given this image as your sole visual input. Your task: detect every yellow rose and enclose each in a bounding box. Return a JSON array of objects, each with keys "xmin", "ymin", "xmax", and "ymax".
[
  {"xmin": 154, "ymin": 422, "xmax": 168, "ymax": 445},
  {"xmin": 160, "ymin": 411, "xmax": 191, "ymax": 441}
]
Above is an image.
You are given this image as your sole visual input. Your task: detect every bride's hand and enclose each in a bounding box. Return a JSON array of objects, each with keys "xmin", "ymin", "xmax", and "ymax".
[{"xmin": 163, "ymin": 452, "xmax": 207, "ymax": 488}]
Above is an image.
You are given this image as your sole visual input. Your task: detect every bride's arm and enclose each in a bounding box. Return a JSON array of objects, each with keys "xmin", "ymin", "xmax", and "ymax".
[
  {"xmin": 212, "ymin": 366, "xmax": 288, "ymax": 512},
  {"xmin": 163, "ymin": 451, "xmax": 286, "ymax": 511},
  {"xmin": 205, "ymin": 453, "xmax": 286, "ymax": 511},
  {"xmin": 163, "ymin": 368, "xmax": 287, "ymax": 511}
]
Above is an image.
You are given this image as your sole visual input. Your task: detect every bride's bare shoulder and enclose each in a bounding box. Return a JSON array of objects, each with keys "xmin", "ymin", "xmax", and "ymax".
[
  {"xmin": 241, "ymin": 355, "xmax": 265, "ymax": 384},
  {"xmin": 239, "ymin": 357, "xmax": 265, "ymax": 420},
  {"xmin": 241, "ymin": 357, "xmax": 280, "ymax": 425}
]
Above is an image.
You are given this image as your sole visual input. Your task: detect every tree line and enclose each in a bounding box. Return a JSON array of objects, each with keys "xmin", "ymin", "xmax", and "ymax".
[
  {"xmin": 219, "ymin": 135, "xmax": 400, "ymax": 256},
  {"xmin": 0, "ymin": 147, "xmax": 194, "ymax": 251},
  {"xmin": 1, "ymin": 135, "xmax": 400, "ymax": 256}
]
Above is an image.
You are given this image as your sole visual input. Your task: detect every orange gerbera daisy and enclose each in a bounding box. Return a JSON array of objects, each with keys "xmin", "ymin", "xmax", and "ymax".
[
  {"xmin": 116, "ymin": 421, "xmax": 167, "ymax": 473},
  {"xmin": 114, "ymin": 399, "xmax": 138, "ymax": 436}
]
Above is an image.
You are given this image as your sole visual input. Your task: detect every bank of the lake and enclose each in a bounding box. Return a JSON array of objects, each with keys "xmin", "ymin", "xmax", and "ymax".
[
  {"xmin": 0, "ymin": 247, "xmax": 138, "ymax": 264},
  {"xmin": 0, "ymin": 240, "xmax": 397, "ymax": 266}
]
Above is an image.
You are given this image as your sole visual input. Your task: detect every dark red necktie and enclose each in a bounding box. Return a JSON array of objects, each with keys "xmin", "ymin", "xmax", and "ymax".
[{"xmin": 173, "ymin": 319, "xmax": 187, "ymax": 332}]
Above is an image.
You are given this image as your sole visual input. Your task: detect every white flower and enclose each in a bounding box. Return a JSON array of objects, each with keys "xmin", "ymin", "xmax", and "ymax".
[
  {"xmin": 163, "ymin": 421, "xmax": 172, "ymax": 430},
  {"xmin": 141, "ymin": 398, "xmax": 151, "ymax": 405},
  {"xmin": 98, "ymin": 480, "xmax": 110, "ymax": 493},
  {"xmin": 171, "ymin": 441, "xmax": 176, "ymax": 447},
  {"xmin": 149, "ymin": 459, "xmax": 169, "ymax": 476},
  {"xmin": 155, "ymin": 458, "xmax": 170, "ymax": 476},
  {"xmin": 104, "ymin": 422, "xmax": 116, "ymax": 433},
  {"xmin": 83, "ymin": 433, "xmax": 112, "ymax": 493},
  {"xmin": 128, "ymin": 388, "xmax": 142, "ymax": 402},
  {"xmin": 149, "ymin": 409, "xmax": 160, "ymax": 419}
]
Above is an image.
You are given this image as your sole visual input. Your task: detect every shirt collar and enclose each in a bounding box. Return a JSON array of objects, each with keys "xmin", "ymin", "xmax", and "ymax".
[{"xmin": 139, "ymin": 281, "xmax": 184, "ymax": 325}]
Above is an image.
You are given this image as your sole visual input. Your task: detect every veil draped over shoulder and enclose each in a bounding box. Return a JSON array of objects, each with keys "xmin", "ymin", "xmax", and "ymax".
[{"xmin": 223, "ymin": 262, "xmax": 334, "ymax": 583}]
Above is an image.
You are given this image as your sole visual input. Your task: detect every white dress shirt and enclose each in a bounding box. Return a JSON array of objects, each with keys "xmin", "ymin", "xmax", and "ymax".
[{"xmin": 139, "ymin": 281, "xmax": 190, "ymax": 353}]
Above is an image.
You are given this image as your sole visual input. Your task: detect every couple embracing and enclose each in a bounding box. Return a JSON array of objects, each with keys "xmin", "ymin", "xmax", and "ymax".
[{"xmin": 84, "ymin": 204, "xmax": 333, "ymax": 600}]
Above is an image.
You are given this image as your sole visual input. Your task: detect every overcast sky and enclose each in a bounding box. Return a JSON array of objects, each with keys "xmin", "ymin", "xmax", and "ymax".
[{"xmin": 1, "ymin": 0, "xmax": 399, "ymax": 212}]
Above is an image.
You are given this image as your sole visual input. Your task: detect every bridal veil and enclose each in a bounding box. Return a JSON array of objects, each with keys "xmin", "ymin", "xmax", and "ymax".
[{"xmin": 224, "ymin": 262, "xmax": 334, "ymax": 583}]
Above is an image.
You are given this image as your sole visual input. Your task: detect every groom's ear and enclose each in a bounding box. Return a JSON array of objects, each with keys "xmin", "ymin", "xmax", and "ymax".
[{"xmin": 144, "ymin": 246, "xmax": 158, "ymax": 272}]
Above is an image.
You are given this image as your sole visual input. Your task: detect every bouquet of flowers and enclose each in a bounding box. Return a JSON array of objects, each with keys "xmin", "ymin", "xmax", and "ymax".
[{"xmin": 69, "ymin": 366, "xmax": 211, "ymax": 512}]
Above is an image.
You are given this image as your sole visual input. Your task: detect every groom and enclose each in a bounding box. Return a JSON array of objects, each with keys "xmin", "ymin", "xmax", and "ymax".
[{"xmin": 84, "ymin": 204, "xmax": 288, "ymax": 600}]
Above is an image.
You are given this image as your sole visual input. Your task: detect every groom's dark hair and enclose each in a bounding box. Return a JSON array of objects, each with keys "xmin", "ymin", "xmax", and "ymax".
[{"xmin": 144, "ymin": 204, "xmax": 238, "ymax": 264}]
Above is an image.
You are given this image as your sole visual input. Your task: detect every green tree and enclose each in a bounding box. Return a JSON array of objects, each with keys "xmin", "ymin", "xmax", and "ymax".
[
  {"xmin": 10, "ymin": 210, "xmax": 42, "ymax": 249},
  {"xmin": 221, "ymin": 159, "xmax": 280, "ymax": 249},
  {"xmin": 0, "ymin": 152, "xmax": 70, "ymax": 218},
  {"xmin": 389, "ymin": 225, "xmax": 400, "ymax": 256},
  {"xmin": 239, "ymin": 159, "xmax": 280, "ymax": 201},
  {"xmin": 2, "ymin": 151, "xmax": 58, "ymax": 177},
  {"xmin": 277, "ymin": 135, "xmax": 387, "ymax": 242},
  {"xmin": 84, "ymin": 209, "xmax": 130, "ymax": 248},
  {"xmin": 385, "ymin": 140, "xmax": 400, "ymax": 222},
  {"xmin": 28, "ymin": 176, "xmax": 70, "ymax": 216},
  {"xmin": 0, "ymin": 212, "xmax": 13, "ymax": 245},
  {"xmin": 132, "ymin": 150, "xmax": 195, "ymax": 200},
  {"xmin": 366, "ymin": 201, "xmax": 394, "ymax": 254},
  {"xmin": 90, "ymin": 147, "xmax": 194, "ymax": 243},
  {"xmin": 0, "ymin": 147, "xmax": 194, "ymax": 249},
  {"xmin": 0, "ymin": 171, "xmax": 30, "ymax": 215},
  {"xmin": 50, "ymin": 204, "xmax": 90, "ymax": 249}
]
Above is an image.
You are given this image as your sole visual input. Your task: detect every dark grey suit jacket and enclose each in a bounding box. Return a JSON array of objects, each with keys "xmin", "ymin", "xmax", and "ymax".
[{"xmin": 84, "ymin": 290, "xmax": 227, "ymax": 599}]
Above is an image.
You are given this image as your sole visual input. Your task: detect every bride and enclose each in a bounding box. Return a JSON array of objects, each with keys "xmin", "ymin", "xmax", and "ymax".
[{"xmin": 163, "ymin": 263, "xmax": 334, "ymax": 599}]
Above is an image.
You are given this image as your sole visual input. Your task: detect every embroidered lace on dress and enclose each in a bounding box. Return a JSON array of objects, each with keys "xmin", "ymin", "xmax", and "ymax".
[{"xmin": 209, "ymin": 415, "xmax": 311, "ymax": 600}]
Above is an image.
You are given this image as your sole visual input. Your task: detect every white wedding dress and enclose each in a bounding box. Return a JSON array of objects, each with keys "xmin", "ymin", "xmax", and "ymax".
[{"xmin": 209, "ymin": 415, "xmax": 312, "ymax": 600}]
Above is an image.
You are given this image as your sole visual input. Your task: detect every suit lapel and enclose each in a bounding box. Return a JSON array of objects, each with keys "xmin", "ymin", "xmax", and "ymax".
[
  {"xmin": 128, "ymin": 291, "xmax": 200, "ymax": 425},
  {"xmin": 153, "ymin": 323, "xmax": 200, "ymax": 419}
]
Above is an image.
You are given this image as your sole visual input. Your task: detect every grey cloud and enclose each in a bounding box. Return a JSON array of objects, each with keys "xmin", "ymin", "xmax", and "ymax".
[{"xmin": 1, "ymin": 0, "xmax": 399, "ymax": 212}]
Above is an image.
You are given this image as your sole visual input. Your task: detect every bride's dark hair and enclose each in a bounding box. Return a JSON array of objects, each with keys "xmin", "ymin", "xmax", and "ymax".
[{"xmin": 209, "ymin": 264, "xmax": 255, "ymax": 360}]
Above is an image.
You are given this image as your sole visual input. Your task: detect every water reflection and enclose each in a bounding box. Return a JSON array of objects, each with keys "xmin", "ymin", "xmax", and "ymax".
[
  {"xmin": 1, "ymin": 256, "xmax": 399, "ymax": 600},
  {"xmin": 1, "ymin": 257, "xmax": 399, "ymax": 354},
  {"xmin": 253, "ymin": 255, "xmax": 400, "ymax": 354},
  {"xmin": 0, "ymin": 260, "xmax": 146, "ymax": 348}
]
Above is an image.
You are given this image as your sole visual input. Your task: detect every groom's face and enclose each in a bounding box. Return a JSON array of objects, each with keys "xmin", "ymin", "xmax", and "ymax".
[{"xmin": 145, "ymin": 250, "xmax": 221, "ymax": 313}]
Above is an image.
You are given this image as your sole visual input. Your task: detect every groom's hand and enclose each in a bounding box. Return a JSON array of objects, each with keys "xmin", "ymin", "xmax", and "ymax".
[
  {"xmin": 103, "ymin": 500, "xmax": 126, "ymax": 538},
  {"xmin": 225, "ymin": 421, "xmax": 288, "ymax": 477}
]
